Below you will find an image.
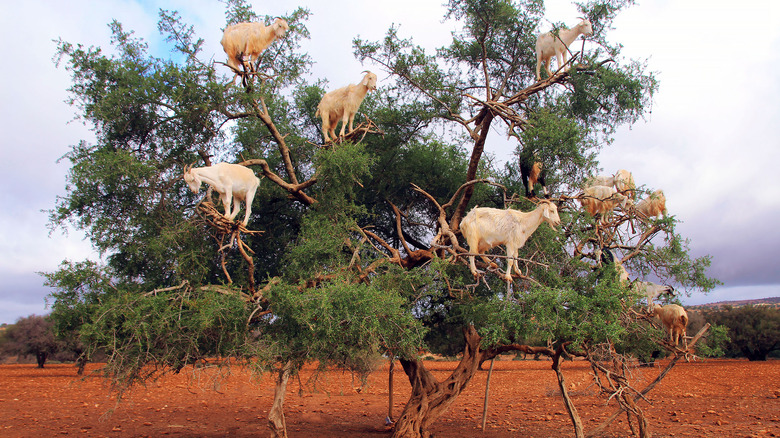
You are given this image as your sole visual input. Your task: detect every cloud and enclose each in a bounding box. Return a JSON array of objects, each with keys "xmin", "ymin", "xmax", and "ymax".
[{"xmin": 0, "ymin": 272, "xmax": 56, "ymax": 324}]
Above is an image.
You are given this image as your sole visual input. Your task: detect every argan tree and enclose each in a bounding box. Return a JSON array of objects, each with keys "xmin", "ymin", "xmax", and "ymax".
[
  {"xmin": 45, "ymin": 1, "xmax": 717, "ymax": 437},
  {"xmin": 0, "ymin": 315, "xmax": 59, "ymax": 368}
]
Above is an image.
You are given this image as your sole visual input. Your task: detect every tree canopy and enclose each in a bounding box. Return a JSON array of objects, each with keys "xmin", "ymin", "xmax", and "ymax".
[{"xmin": 44, "ymin": 1, "xmax": 719, "ymax": 437}]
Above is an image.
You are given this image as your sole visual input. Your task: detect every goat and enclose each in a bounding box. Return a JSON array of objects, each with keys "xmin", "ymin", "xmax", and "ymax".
[
  {"xmin": 651, "ymin": 303, "xmax": 688, "ymax": 347},
  {"xmin": 585, "ymin": 169, "xmax": 635, "ymax": 199},
  {"xmin": 519, "ymin": 156, "xmax": 548, "ymax": 199},
  {"xmin": 535, "ymin": 18, "xmax": 593, "ymax": 81},
  {"xmin": 460, "ymin": 201, "xmax": 561, "ymax": 282},
  {"xmin": 221, "ymin": 18, "xmax": 289, "ymax": 83},
  {"xmin": 600, "ymin": 248, "xmax": 630, "ymax": 283},
  {"xmin": 183, "ymin": 163, "xmax": 261, "ymax": 226},
  {"xmin": 578, "ymin": 185, "xmax": 628, "ymax": 220},
  {"xmin": 315, "ymin": 71, "xmax": 378, "ymax": 142},
  {"xmin": 635, "ymin": 189, "xmax": 666, "ymax": 219},
  {"xmin": 634, "ymin": 281, "xmax": 675, "ymax": 309}
]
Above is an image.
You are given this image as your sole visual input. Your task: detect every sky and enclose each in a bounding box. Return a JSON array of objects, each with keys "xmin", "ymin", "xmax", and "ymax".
[{"xmin": 0, "ymin": 0, "xmax": 778, "ymax": 324}]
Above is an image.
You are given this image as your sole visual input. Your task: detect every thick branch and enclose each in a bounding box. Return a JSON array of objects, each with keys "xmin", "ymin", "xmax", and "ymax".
[
  {"xmin": 239, "ymin": 159, "xmax": 316, "ymax": 205},
  {"xmin": 249, "ymin": 91, "xmax": 299, "ymax": 186},
  {"xmin": 452, "ymin": 110, "xmax": 494, "ymax": 230}
]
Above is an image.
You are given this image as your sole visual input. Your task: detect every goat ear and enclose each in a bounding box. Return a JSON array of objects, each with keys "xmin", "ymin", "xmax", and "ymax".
[{"xmin": 542, "ymin": 204, "xmax": 550, "ymax": 219}]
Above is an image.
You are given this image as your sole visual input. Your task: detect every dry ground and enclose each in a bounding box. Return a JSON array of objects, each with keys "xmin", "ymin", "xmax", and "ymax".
[{"xmin": 1, "ymin": 358, "xmax": 778, "ymax": 437}]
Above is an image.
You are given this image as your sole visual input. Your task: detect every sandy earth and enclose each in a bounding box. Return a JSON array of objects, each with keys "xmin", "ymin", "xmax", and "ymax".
[{"xmin": 1, "ymin": 358, "xmax": 778, "ymax": 437}]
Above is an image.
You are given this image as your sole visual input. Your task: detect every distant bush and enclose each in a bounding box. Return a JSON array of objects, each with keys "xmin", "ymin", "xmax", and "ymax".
[
  {"xmin": 703, "ymin": 305, "xmax": 780, "ymax": 361},
  {"xmin": 0, "ymin": 315, "xmax": 59, "ymax": 367}
]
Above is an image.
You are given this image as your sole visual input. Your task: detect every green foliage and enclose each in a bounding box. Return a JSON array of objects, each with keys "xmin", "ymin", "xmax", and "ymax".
[
  {"xmin": 518, "ymin": 108, "xmax": 598, "ymax": 191},
  {"xmin": 258, "ymin": 277, "xmax": 425, "ymax": 372},
  {"xmin": 703, "ymin": 306, "xmax": 780, "ymax": 361},
  {"xmin": 42, "ymin": 260, "xmax": 114, "ymax": 354},
  {"xmin": 79, "ymin": 287, "xmax": 250, "ymax": 389}
]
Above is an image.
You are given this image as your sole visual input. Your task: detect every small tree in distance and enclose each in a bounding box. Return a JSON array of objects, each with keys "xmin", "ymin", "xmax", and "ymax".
[
  {"xmin": 0, "ymin": 315, "xmax": 59, "ymax": 368},
  {"xmin": 44, "ymin": 1, "xmax": 718, "ymax": 437}
]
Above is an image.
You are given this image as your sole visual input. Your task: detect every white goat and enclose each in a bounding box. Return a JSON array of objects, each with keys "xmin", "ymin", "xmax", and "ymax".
[
  {"xmin": 460, "ymin": 201, "xmax": 561, "ymax": 282},
  {"xmin": 221, "ymin": 18, "xmax": 289, "ymax": 82},
  {"xmin": 535, "ymin": 18, "xmax": 594, "ymax": 81},
  {"xmin": 634, "ymin": 281, "xmax": 675, "ymax": 309},
  {"xmin": 183, "ymin": 163, "xmax": 261, "ymax": 226},
  {"xmin": 651, "ymin": 303, "xmax": 688, "ymax": 347},
  {"xmin": 585, "ymin": 169, "xmax": 635, "ymax": 199},
  {"xmin": 635, "ymin": 189, "xmax": 666, "ymax": 219},
  {"xmin": 315, "ymin": 71, "xmax": 378, "ymax": 142},
  {"xmin": 579, "ymin": 185, "xmax": 628, "ymax": 219}
]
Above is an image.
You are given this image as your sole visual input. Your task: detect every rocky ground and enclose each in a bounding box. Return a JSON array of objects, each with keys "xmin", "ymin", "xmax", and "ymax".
[{"xmin": 1, "ymin": 358, "xmax": 778, "ymax": 437}]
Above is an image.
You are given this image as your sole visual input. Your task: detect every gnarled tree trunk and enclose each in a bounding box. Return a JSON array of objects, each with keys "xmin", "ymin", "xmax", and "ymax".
[
  {"xmin": 268, "ymin": 361, "xmax": 293, "ymax": 438},
  {"xmin": 392, "ymin": 326, "xmax": 483, "ymax": 438}
]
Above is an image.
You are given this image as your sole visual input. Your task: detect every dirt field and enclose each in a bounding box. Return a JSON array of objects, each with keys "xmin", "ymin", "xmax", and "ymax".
[{"xmin": 1, "ymin": 358, "xmax": 778, "ymax": 437}]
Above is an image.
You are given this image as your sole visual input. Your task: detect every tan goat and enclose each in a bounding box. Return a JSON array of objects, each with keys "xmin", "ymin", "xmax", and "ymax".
[
  {"xmin": 651, "ymin": 303, "xmax": 688, "ymax": 347},
  {"xmin": 221, "ymin": 18, "xmax": 289, "ymax": 83},
  {"xmin": 635, "ymin": 189, "xmax": 666, "ymax": 219},
  {"xmin": 315, "ymin": 71, "xmax": 378, "ymax": 142},
  {"xmin": 579, "ymin": 185, "xmax": 629, "ymax": 220}
]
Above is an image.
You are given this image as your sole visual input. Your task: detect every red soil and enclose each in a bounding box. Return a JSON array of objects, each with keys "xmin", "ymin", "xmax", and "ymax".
[{"xmin": 1, "ymin": 358, "xmax": 778, "ymax": 437}]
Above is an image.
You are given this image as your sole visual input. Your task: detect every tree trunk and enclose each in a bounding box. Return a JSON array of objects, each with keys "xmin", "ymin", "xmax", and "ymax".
[
  {"xmin": 552, "ymin": 352, "xmax": 584, "ymax": 438},
  {"xmin": 451, "ymin": 111, "xmax": 494, "ymax": 230},
  {"xmin": 268, "ymin": 361, "xmax": 293, "ymax": 438},
  {"xmin": 481, "ymin": 358, "xmax": 496, "ymax": 430},
  {"xmin": 622, "ymin": 394, "xmax": 650, "ymax": 438},
  {"xmin": 76, "ymin": 355, "xmax": 87, "ymax": 375},
  {"xmin": 743, "ymin": 348, "xmax": 768, "ymax": 361},
  {"xmin": 392, "ymin": 326, "xmax": 483, "ymax": 438},
  {"xmin": 388, "ymin": 359, "xmax": 395, "ymax": 422},
  {"xmin": 36, "ymin": 352, "xmax": 47, "ymax": 369}
]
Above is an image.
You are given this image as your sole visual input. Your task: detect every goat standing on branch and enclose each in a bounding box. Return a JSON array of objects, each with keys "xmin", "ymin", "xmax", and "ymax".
[
  {"xmin": 578, "ymin": 185, "xmax": 629, "ymax": 221},
  {"xmin": 635, "ymin": 281, "xmax": 675, "ymax": 310},
  {"xmin": 535, "ymin": 18, "xmax": 593, "ymax": 81},
  {"xmin": 651, "ymin": 303, "xmax": 689, "ymax": 347},
  {"xmin": 585, "ymin": 169, "xmax": 636, "ymax": 199},
  {"xmin": 460, "ymin": 201, "xmax": 561, "ymax": 282},
  {"xmin": 183, "ymin": 163, "xmax": 261, "ymax": 226},
  {"xmin": 635, "ymin": 189, "xmax": 667, "ymax": 219},
  {"xmin": 220, "ymin": 18, "xmax": 289, "ymax": 84},
  {"xmin": 519, "ymin": 151, "xmax": 548, "ymax": 199},
  {"xmin": 315, "ymin": 71, "xmax": 378, "ymax": 143}
]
